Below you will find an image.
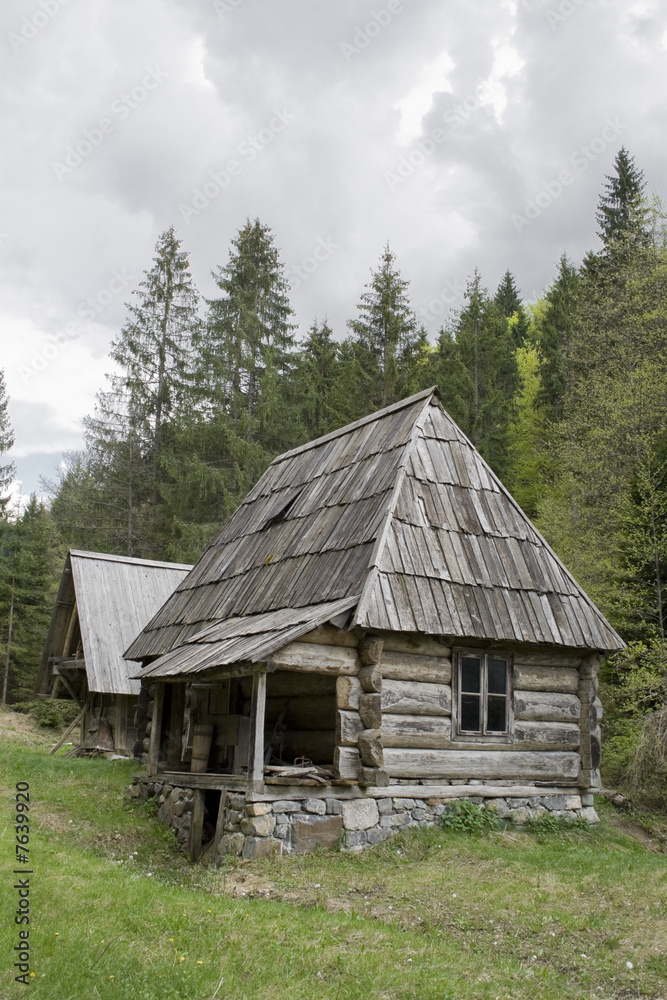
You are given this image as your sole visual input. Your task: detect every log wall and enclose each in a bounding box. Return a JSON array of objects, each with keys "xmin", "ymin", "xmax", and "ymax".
[{"xmin": 288, "ymin": 627, "xmax": 593, "ymax": 787}]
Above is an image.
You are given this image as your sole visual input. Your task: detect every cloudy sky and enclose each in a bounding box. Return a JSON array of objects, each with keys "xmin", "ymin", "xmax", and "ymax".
[{"xmin": 2, "ymin": 0, "xmax": 666, "ymax": 498}]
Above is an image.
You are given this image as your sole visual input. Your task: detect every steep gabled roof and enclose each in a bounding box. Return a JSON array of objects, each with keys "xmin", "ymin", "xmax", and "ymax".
[
  {"xmin": 126, "ymin": 388, "xmax": 623, "ymax": 675},
  {"xmin": 36, "ymin": 550, "xmax": 192, "ymax": 696}
]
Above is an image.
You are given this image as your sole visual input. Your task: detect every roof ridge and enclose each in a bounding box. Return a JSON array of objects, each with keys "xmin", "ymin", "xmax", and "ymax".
[
  {"xmin": 69, "ymin": 549, "xmax": 193, "ymax": 571},
  {"xmin": 351, "ymin": 392, "xmax": 434, "ymax": 627},
  {"xmin": 272, "ymin": 386, "xmax": 440, "ymax": 465}
]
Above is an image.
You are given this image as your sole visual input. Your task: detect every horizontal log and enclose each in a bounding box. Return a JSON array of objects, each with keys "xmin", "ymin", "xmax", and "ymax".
[
  {"xmin": 380, "ymin": 633, "xmax": 452, "ymax": 657},
  {"xmin": 272, "ymin": 641, "xmax": 359, "ymax": 676},
  {"xmin": 383, "ymin": 749, "xmax": 581, "ymax": 781},
  {"xmin": 382, "ymin": 679, "xmax": 451, "ymax": 716},
  {"xmin": 334, "ymin": 745, "xmax": 360, "ymax": 780},
  {"xmin": 513, "ymin": 651, "xmax": 583, "ymax": 668},
  {"xmin": 381, "ymin": 651, "xmax": 451, "ymax": 684},
  {"xmin": 513, "ymin": 721, "xmax": 581, "ymax": 751},
  {"xmin": 336, "ymin": 709, "xmax": 364, "ymax": 746},
  {"xmin": 513, "ymin": 690, "xmax": 581, "ymax": 723},
  {"xmin": 296, "ymin": 625, "xmax": 360, "ymax": 648},
  {"xmin": 336, "ymin": 676, "xmax": 360, "ymax": 711},
  {"xmin": 382, "ymin": 713, "xmax": 452, "ymax": 748},
  {"xmin": 513, "ymin": 664, "xmax": 580, "ymax": 694}
]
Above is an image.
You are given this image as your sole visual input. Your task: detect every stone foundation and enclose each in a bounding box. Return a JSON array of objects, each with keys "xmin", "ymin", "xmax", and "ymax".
[{"xmin": 128, "ymin": 778, "xmax": 599, "ymax": 859}]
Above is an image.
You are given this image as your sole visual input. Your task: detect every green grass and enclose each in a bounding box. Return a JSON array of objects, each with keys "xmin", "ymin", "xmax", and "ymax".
[{"xmin": 1, "ymin": 709, "xmax": 666, "ymax": 1000}]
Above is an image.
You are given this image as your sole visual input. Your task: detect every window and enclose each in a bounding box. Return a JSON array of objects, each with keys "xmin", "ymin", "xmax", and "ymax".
[{"xmin": 455, "ymin": 650, "xmax": 512, "ymax": 738}]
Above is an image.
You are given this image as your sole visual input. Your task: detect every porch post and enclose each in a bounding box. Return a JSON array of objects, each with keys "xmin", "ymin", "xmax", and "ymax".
[
  {"xmin": 247, "ymin": 669, "xmax": 267, "ymax": 791},
  {"xmin": 147, "ymin": 682, "xmax": 165, "ymax": 777}
]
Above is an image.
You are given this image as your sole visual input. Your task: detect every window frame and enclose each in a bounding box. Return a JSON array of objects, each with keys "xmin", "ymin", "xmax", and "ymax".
[{"xmin": 452, "ymin": 647, "xmax": 514, "ymax": 742}]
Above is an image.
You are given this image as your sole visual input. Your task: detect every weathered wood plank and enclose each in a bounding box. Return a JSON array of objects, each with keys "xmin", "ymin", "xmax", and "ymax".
[
  {"xmin": 336, "ymin": 675, "xmax": 361, "ymax": 711},
  {"xmin": 513, "ymin": 721, "xmax": 581, "ymax": 751},
  {"xmin": 382, "ymin": 679, "xmax": 451, "ymax": 716},
  {"xmin": 382, "ymin": 713, "xmax": 452, "ymax": 748},
  {"xmin": 383, "ymin": 748, "xmax": 581, "ymax": 781},
  {"xmin": 513, "ymin": 690, "xmax": 581, "ymax": 723},
  {"xmin": 295, "ymin": 625, "xmax": 360, "ymax": 648},
  {"xmin": 271, "ymin": 641, "xmax": 359, "ymax": 676},
  {"xmin": 513, "ymin": 663, "xmax": 580, "ymax": 694},
  {"xmin": 334, "ymin": 745, "xmax": 360, "ymax": 780},
  {"xmin": 381, "ymin": 651, "xmax": 452, "ymax": 684}
]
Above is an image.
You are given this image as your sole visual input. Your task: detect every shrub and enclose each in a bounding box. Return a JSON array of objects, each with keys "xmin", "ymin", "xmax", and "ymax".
[
  {"xmin": 526, "ymin": 812, "xmax": 589, "ymax": 834},
  {"xmin": 626, "ymin": 705, "xmax": 667, "ymax": 812},
  {"xmin": 13, "ymin": 698, "xmax": 81, "ymax": 729},
  {"xmin": 440, "ymin": 798, "xmax": 500, "ymax": 834}
]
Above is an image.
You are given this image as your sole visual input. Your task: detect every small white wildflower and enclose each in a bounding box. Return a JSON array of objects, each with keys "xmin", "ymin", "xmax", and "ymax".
[{"xmin": 626, "ymin": 961, "xmax": 634, "ymax": 970}]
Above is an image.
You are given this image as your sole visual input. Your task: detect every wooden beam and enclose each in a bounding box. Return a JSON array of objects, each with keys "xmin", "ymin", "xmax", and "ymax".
[
  {"xmin": 52, "ymin": 667, "xmax": 82, "ymax": 707},
  {"xmin": 247, "ymin": 670, "xmax": 267, "ymax": 790},
  {"xmin": 48, "ymin": 700, "xmax": 88, "ymax": 754},
  {"xmin": 147, "ymin": 683, "xmax": 165, "ymax": 776}
]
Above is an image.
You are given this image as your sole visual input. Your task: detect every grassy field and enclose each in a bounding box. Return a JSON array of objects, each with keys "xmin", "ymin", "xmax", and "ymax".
[{"xmin": 0, "ymin": 708, "xmax": 665, "ymax": 1000}]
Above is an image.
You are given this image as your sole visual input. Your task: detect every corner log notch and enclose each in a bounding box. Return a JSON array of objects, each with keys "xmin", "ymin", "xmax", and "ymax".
[{"xmin": 354, "ymin": 635, "xmax": 388, "ymax": 786}]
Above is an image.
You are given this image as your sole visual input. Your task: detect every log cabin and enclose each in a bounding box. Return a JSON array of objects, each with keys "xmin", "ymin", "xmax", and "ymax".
[
  {"xmin": 35, "ymin": 550, "xmax": 191, "ymax": 755},
  {"xmin": 124, "ymin": 387, "xmax": 623, "ymax": 859}
]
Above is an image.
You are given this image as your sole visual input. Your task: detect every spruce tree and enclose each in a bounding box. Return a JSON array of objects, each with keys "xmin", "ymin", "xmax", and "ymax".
[
  {"xmin": 0, "ymin": 370, "xmax": 15, "ymax": 515},
  {"xmin": 447, "ymin": 272, "xmax": 520, "ymax": 479},
  {"xmin": 595, "ymin": 146, "xmax": 649, "ymax": 251},
  {"xmin": 536, "ymin": 254, "xmax": 581, "ymax": 422},
  {"xmin": 345, "ymin": 244, "xmax": 420, "ymax": 416},
  {"xmin": 75, "ymin": 227, "xmax": 202, "ymax": 557},
  {"xmin": 205, "ymin": 218, "xmax": 296, "ymax": 448},
  {"xmin": 296, "ymin": 320, "xmax": 342, "ymax": 440},
  {"xmin": 494, "ymin": 270, "xmax": 529, "ymax": 347},
  {"xmin": 0, "ymin": 497, "xmax": 61, "ymax": 704}
]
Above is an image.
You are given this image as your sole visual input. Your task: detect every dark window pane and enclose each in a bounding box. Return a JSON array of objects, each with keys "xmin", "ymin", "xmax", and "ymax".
[
  {"xmin": 487, "ymin": 695, "xmax": 507, "ymax": 732},
  {"xmin": 461, "ymin": 657, "xmax": 481, "ymax": 692},
  {"xmin": 488, "ymin": 658, "xmax": 507, "ymax": 694},
  {"xmin": 461, "ymin": 694, "xmax": 481, "ymax": 732}
]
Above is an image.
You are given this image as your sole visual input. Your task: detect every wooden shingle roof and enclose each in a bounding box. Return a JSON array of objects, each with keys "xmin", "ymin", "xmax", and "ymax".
[
  {"xmin": 126, "ymin": 388, "xmax": 623, "ymax": 676},
  {"xmin": 37, "ymin": 550, "xmax": 192, "ymax": 696}
]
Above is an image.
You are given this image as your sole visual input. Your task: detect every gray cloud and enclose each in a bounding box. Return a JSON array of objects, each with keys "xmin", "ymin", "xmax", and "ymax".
[{"xmin": 2, "ymin": 0, "xmax": 666, "ymax": 493}]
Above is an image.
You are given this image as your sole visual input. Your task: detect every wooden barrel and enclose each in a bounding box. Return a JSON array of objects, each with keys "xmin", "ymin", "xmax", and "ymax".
[{"xmin": 191, "ymin": 723, "xmax": 214, "ymax": 773}]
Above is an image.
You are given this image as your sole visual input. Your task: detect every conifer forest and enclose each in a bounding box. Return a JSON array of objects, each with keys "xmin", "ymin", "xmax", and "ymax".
[{"xmin": 2, "ymin": 148, "xmax": 666, "ymax": 809}]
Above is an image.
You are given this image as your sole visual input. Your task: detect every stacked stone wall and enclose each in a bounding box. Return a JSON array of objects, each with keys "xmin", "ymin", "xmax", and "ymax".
[{"xmin": 128, "ymin": 778, "xmax": 599, "ymax": 859}]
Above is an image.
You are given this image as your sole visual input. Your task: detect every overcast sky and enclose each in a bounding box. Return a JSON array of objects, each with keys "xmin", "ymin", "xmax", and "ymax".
[{"xmin": 2, "ymin": 0, "xmax": 666, "ymax": 498}]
